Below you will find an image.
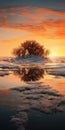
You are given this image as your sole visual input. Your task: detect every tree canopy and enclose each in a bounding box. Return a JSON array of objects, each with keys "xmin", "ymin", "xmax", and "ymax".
[{"xmin": 13, "ymin": 40, "xmax": 50, "ymax": 58}]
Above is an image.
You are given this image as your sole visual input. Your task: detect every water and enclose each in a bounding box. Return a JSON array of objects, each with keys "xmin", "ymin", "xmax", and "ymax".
[{"xmin": 0, "ymin": 56, "xmax": 65, "ymax": 130}]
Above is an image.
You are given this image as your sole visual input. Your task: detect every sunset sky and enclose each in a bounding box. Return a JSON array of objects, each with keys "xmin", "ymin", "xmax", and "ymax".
[{"xmin": 0, "ymin": 0, "xmax": 65, "ymax": 57}]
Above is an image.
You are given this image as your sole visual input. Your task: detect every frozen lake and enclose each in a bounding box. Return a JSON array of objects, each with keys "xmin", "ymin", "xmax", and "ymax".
[{"xmin": 0, "ymin": 56, "xmax": 65, "ymax": 130}]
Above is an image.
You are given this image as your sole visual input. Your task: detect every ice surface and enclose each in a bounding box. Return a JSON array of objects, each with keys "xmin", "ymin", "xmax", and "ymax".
[
  {"xmin": 0, "ymin": 56, "xmax": 65, "ymax": 130},
  {"xmin": 0, "ymin": 56, "xmax": 65, "ymax": 77}
]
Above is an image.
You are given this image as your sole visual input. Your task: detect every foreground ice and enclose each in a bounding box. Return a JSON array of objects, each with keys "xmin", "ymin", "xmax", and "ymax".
[
  {"xmin": 0, "ymin": 70, "xmax": 10, "ymax": 76},
  {"xmin": 0, "ymin": 61, "xmax": 20, "ymax": 70}
]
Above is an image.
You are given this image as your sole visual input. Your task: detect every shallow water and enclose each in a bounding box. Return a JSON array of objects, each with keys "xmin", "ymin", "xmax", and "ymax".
[{"xmin": 0, "ymin": 57, "xmax": 65, "ymax": 130}]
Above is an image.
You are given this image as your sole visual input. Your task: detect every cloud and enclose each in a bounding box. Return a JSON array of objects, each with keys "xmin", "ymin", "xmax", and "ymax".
[
  {"xmin": 0, "ymin": 6, "xmax": 65, "ymax": 38},
  {"xmin": 0, "ymin": 19, "xmax": 9, "ymax": 27},
  {"xmin": 35, "ymin": 7, "xmax": 65, "ymax": 16},
  {"xmin": 59, "ymin": 2, "xmax": 65, "ymax": 6}
]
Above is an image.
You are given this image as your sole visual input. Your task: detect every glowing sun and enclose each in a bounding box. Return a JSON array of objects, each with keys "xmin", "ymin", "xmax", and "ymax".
[{"xmin": 49, "ymin": 51, "xmax": 57, "ymax": 57}]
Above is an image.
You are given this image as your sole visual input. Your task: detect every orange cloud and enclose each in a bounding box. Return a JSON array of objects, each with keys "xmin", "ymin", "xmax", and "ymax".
[
  {"xmin": 35, "ymin": 7, "xmax": 65, "ymax": 16},
  {"xmin": 0, "ymin": 5, "xmax": 28, "ymax": 11},
  {"xmin": 0, "ymin": 6, "xmax": 64, "ymax": 16},
  {"xmin": 0, "ymin": 6, "xmax": 65, "ymax": 39},
  {"xmin": 0, "ymin": 19, "xmax": 9, "ymax": 27}
]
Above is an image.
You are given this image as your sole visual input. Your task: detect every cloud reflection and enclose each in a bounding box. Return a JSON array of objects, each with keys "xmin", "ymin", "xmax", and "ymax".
[{"xmin": 10, "ymin": 81, "xmax": 65, "ymax": 130}]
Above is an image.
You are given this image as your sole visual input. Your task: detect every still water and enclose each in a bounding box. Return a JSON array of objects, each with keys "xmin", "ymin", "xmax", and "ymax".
[{"xmin": 0, "ymin": 57, "xmax": 65, "ymax": 130}]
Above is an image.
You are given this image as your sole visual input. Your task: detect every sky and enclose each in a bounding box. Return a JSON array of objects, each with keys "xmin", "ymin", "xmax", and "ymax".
[{"xmin": 0, "ymin": 0, "xmax": 65, "ymax": 57}]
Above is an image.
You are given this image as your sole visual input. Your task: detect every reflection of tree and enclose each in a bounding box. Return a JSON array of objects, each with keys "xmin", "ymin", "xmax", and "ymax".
[{"xmin": 14, "ymin": 67, "xmax": 45, "ymax": 81}]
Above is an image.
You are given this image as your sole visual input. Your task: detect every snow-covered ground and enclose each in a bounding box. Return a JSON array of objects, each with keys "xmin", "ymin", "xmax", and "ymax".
[{"xmin": 0, "ymin": 56, "xmax": 65, "ymax": 77}]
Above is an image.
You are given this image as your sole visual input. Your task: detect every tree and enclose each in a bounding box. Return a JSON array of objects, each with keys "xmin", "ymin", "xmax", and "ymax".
[{"xmin": 13, "ymin": 40, "xmax": 50, "ymax": 58}]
